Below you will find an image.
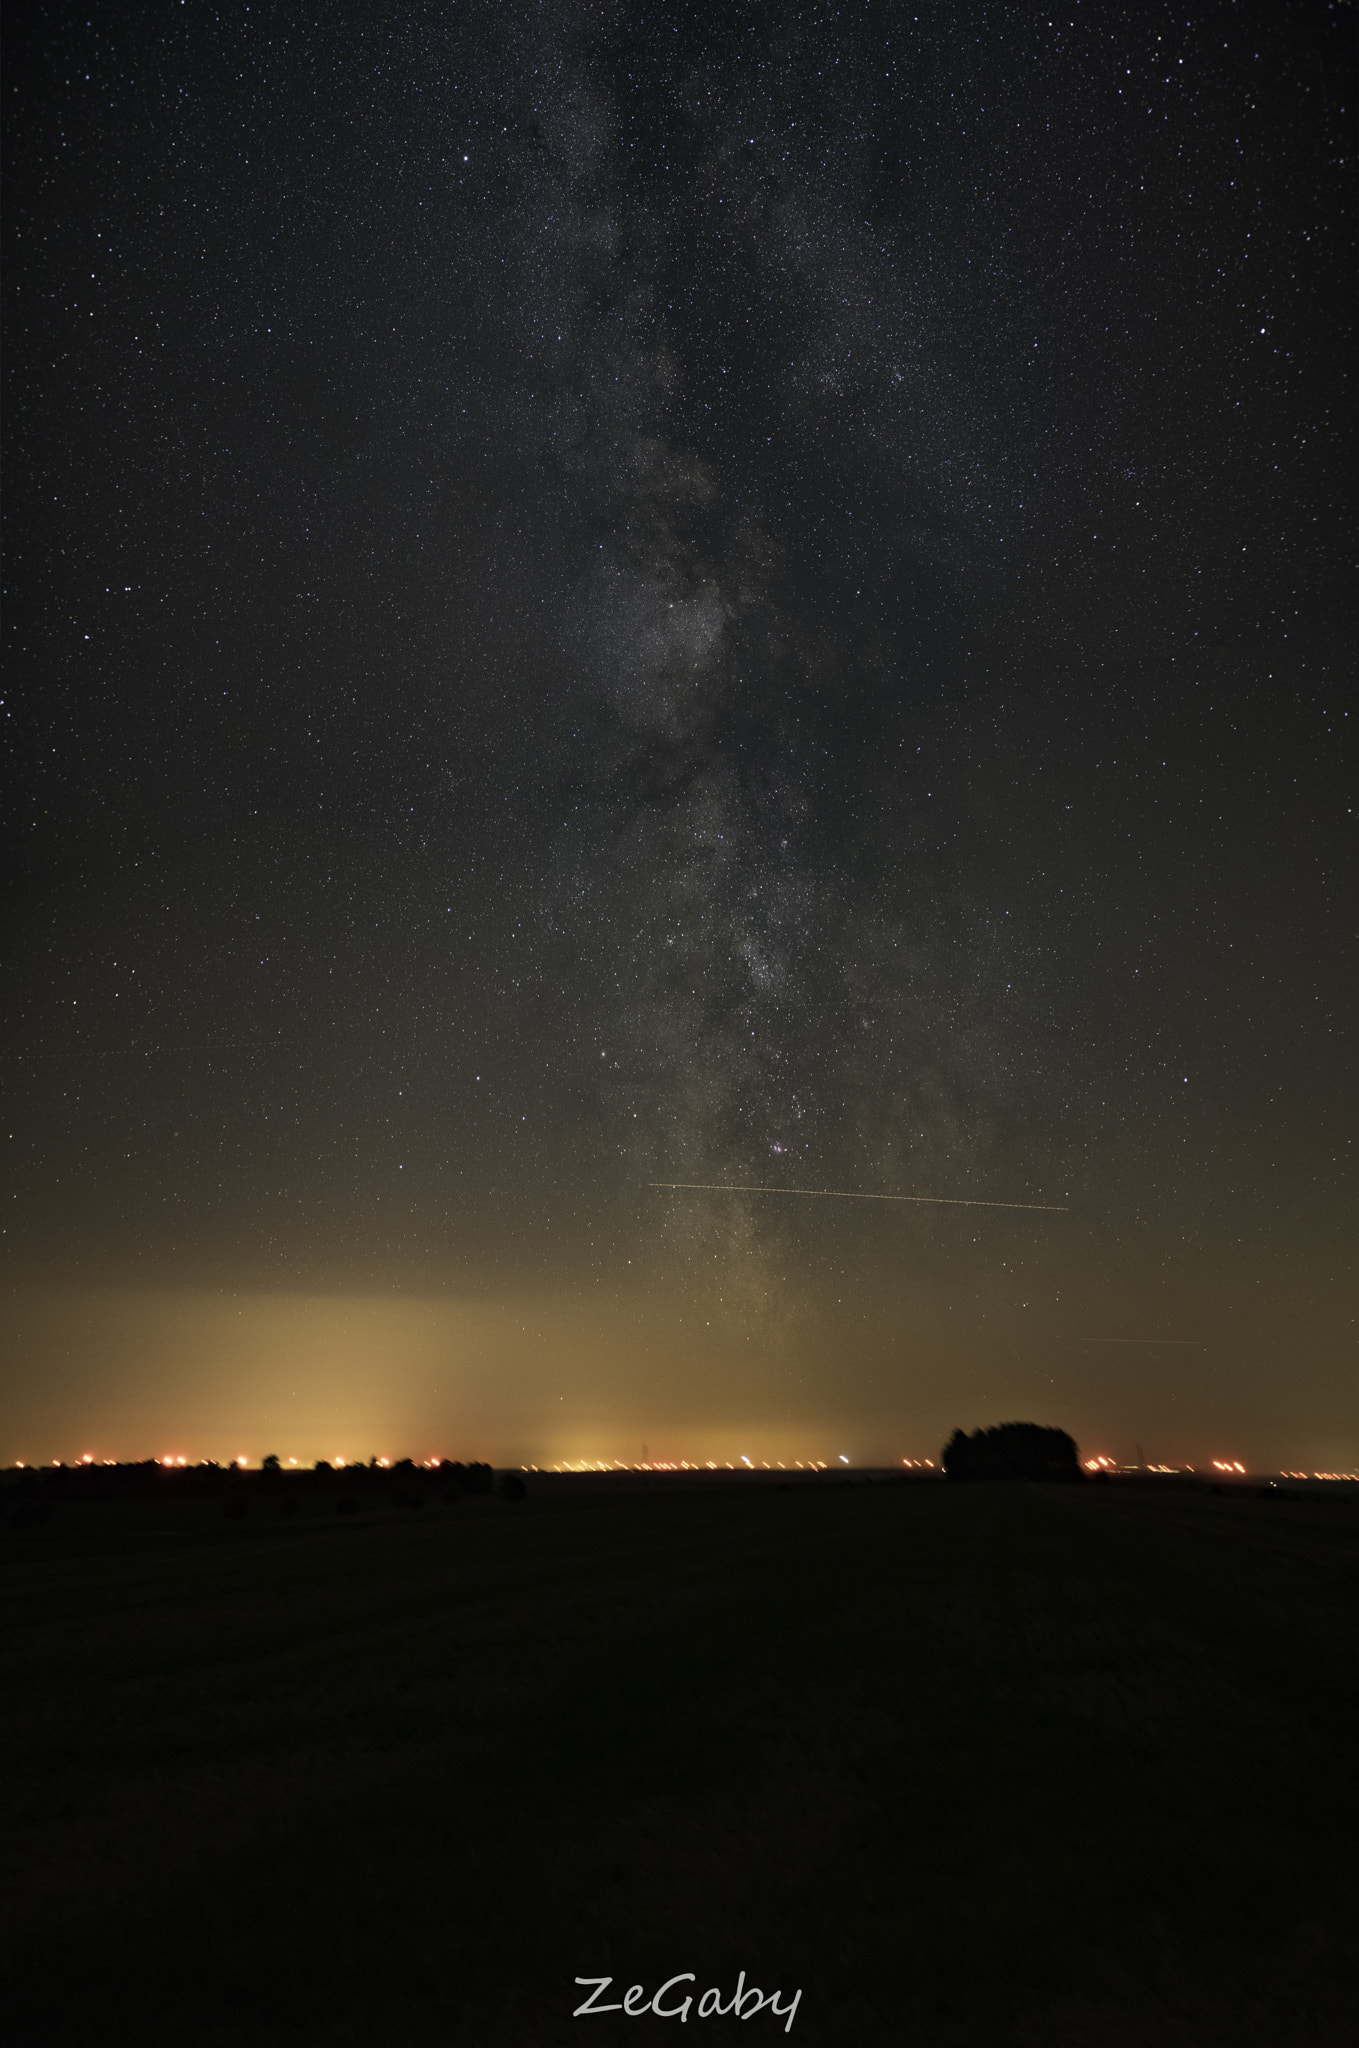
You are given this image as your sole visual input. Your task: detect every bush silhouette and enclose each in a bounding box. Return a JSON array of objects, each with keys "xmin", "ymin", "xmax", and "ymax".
[{"xmin": 942, "ymin": 1422, "xmax": 1082, "ymax": 1483}]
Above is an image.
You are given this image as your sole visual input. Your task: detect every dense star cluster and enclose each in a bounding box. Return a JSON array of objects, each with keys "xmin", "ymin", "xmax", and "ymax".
[{"xmin": 2, "ymin": 3, "xmax": 1354, "ymax": 1467}]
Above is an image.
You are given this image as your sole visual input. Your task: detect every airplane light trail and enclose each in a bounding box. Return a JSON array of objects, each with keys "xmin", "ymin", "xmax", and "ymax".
[{"xmin": 648, "ymin": 1182, "xmax": 1068, "ymax": 1213}]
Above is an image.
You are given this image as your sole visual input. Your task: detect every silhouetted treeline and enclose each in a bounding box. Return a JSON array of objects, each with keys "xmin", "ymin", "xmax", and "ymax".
[
  {"xmin": 0, "ymin": 1457, "xmax": 501, "ymax": 1525},
  {"xmin": 942, "ymin": 1423, "xmax": 1082, "ymax": 1483}
]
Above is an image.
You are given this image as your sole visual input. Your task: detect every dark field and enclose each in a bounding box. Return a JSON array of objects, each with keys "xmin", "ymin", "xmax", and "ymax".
[{"xmin": 3, "ymin": 1475, "xmax": 1357, "ymax": 2046}]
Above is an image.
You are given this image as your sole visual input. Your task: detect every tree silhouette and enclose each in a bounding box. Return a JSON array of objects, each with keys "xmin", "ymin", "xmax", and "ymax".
[{"xmin": 942, "ymin": 1422, "xmax": 1082, "ymax": 1483}]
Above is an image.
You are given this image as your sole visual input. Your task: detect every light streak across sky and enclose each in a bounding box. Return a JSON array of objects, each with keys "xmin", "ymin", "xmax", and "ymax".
[{"xmin": 648, "ymin": 1182, "xmax": 1068, "ymax": 1213}]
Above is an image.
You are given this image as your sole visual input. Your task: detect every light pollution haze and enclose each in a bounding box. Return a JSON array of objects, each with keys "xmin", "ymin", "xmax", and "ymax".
[{"xmin": 3, "ymin": 1237, "xmax": 1353, "ymax": 1475}]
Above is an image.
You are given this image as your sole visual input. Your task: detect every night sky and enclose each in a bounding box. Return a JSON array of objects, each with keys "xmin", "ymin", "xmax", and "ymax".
[{"xmin": 3, "ymin": 2, "xmax": 1354, "ymax": 1473}]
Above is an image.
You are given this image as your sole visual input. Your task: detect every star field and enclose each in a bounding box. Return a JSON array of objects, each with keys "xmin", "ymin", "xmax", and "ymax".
[{"xmin": 2, "ymin": 2, "xmax": 1354, "ymax": 1469}]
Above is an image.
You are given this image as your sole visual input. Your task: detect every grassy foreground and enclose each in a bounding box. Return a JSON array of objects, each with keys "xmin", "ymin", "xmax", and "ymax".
[{"xmin": 2, "ymin": 1476, "xmax": 1356, "ymax": 2045}]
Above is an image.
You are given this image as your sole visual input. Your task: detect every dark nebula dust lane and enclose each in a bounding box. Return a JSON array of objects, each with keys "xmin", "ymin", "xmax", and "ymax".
[{"xmin": 2, "ymin": 3, "xmax": 1354, "ymax": 1470}]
